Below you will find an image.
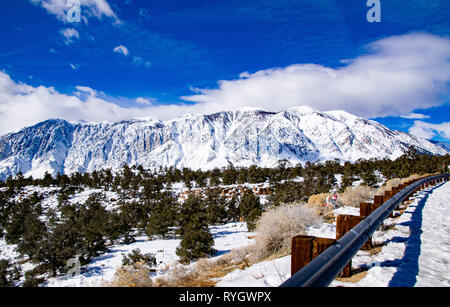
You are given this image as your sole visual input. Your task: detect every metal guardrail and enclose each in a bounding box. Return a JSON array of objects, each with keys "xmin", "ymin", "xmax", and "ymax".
[{"xmin": 280, "ymin": 173, "xmax": 449, "ymax": 287}]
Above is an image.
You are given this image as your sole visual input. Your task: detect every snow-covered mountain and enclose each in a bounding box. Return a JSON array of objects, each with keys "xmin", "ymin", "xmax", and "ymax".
[
  {"xmin": 0, "ymin": 106, "xmax": 447, "ymax": 180},
  {"xmin": 429, "ymin": 140, "xmax": 450, "ymax": 152}
]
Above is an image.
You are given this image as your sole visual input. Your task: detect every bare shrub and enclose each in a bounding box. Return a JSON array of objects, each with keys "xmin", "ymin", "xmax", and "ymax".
[
  {"xmin": 306, "ymin": 194, "xmax": 335, "ymax": 221},
  {"xmin": 251, "ymin": 204, "xmax": 321, "ymax": 262},
  {"xmin": 339, "ymin": 185, "xmax": 376, "ymax": 207},
  {"xmin": 308, "ymin": 193, "xmax": 330, "ymax": 206},
  {"xmin": 107, "ymin": 261, "xmax": 153, "ymax": 287}
]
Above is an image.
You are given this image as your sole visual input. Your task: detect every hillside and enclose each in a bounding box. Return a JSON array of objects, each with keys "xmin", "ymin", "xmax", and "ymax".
[{"xmin": 0, "ymin": 107, "xmax": 447, "ymax": 181}]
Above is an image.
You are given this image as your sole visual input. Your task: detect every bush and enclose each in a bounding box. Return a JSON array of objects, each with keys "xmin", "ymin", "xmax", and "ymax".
[
  {"xmin": 251, "ymin": 204, "xmax": 321, "ymax": 262},
  {"xmin": 338, "ymin": 185, "xmax": 376, "ymax": 207},
  {"xmin": 306, "ymin": 193, "xmax": 336, "ymax": 221},
  {"xmin": 108, "ymin": 262, "xmax": 153, "ymax": 287},
  {"xmin": 122, "ymin": 249, "xmax": 157, "ymax": 269}
]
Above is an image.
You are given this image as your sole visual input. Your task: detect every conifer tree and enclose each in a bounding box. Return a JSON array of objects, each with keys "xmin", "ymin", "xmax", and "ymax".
[
  {"xmin": 175, "ymin": 194, "xmax": 215, "ymax": 263},
  {"xmin": 239, "ymin": 190, "xmax": 262, "ymax": 231},
  {"xmin": 146, "ymin": 193, "xmax": 177, "ymax": 238}
]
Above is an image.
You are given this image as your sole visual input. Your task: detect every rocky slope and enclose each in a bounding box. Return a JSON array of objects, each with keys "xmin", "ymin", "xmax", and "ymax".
[{"xmin": 0, "ymin": 106, "xmax": 447, "ymax": 180}]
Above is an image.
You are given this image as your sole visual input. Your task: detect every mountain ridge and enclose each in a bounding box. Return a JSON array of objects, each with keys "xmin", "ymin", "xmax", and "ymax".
[{"xmin": 0, "ymin": 107, "xmax": 447, "ymax": 180}]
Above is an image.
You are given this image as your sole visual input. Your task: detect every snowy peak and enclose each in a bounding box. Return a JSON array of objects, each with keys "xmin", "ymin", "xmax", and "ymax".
[{"xmin": 0, "ymin": 107, "xmax": 447, "ymax": 179}]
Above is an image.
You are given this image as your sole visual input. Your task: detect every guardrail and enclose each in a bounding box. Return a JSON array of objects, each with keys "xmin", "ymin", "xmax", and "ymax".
[{"xmin": 280, "ymin": 173, "xmax": 449, "ymax": 287}]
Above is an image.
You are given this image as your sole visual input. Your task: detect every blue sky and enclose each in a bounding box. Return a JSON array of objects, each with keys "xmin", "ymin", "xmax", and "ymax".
[{"xmin": 0, "ymin": 0, "xmax": 449, "ymax": 141}]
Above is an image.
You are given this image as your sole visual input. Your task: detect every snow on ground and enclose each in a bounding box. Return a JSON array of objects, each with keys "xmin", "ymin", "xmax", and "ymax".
[
  {"xmin": 216, "ymin": 182, "xmax": 450, "ymax": 287},
  {"xmin": 216, "ymin": 255, "xmax": 291, "ymax": 287},
  {"xmin": 333, "ymin": 181, "xmax": 450, "ymax": 287},
  {"xmin": 43, "ymin": 222, "xmax": 254, "ymax": 287}
]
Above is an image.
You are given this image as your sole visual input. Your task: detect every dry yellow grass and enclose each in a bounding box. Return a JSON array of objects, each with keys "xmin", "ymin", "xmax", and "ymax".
[
  {"xmin": 338, "ymin": 185, "xmax": 376, "ymax": 207},
  {"xmin": 307, "ymin": 194, "xmax": 335, "ymax": 221},
  {"xmin": 335, "ymin": 271, "xmax": 368, "ymax": 283},
  {"xmin": 107, "ymin": 262, "xmax": 154, "ymax": 287}
]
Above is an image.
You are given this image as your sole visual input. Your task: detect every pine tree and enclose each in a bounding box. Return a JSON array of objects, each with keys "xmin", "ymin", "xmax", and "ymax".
[
  {"xmin": 146, "ymin": 193, "xmax": 177, "ymax": 238},
  {"xmin": 78, "ymin": 194, "xmax": 109, "ymax": 258},
  {"xmin": 239, "ymin": 190, "xmax": 262, "ymax": 231},
  {"xmin": 122, "ymin": 248, "xmax": 156, "ymax": 269},
  {"xmin": 176, "ymin": 225, "xmax": 215, "ymax": 264},
  {"xmin": 175, "ymin": 193, "xmax": 215, "ymax": 263},
  {"xmin": 204, "ymin": 188, "xmax": 228, "ymax": 225}
]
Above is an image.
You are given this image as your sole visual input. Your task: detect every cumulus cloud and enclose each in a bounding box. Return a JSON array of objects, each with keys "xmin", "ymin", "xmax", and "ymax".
[
  {"xmin": 409, "ymin": 121, "xmax": 450, "ymax": 140},
  {"xmin": 181, "ymin": 33, "xmax": 450, "ymax": 119},
  {"xmin": 113, "ymin": 45, "xmax": 129, "ymax": 56},
  {"xmin": 60, "ymin": 28, "xmax": 79, "ymax": 45},
  {"xmin": 30, "ymin": 0, "xmax": 119, "ymax": 23},
  {"xmin": 1, "ymin": 33, "xmax": 450, "ymax": 136},
  {"xmin": 0, "ymin": 71, "xmax": 161, "ymax": 135}
]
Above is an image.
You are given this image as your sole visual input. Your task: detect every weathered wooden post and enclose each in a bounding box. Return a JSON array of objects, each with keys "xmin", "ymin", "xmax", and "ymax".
[
  {"xmin": 360, "ymin": 202, "xmax": 373, "ymax": 217},
  {"xmin": 336, "ymin": 214, "xmax": 370, "ymax": 277},
  {"xmin": 373, "ymin": 195, "xmax": 384, "ymax": 209},
  {"xmin": 291, "ymin": 235, "xmax": 336, "ymax": 276},
  {"xmin": 291, "ymin": 236, "xmax": 314, "ymax": 276}
]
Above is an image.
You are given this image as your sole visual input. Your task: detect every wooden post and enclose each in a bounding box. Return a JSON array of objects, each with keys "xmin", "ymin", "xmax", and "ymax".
[
  {"xmin": 360, "ymin": 202, "xmax": 373, "ymax": 217},
  {"xmin": 384, "ymin": 190, "xmax": 393, "ymax": 200},
  {"xmin": 291, "ymin": 235, "xmax": 336, "ymax": 276},
  {"xmin": 373, "ymin": 195, "xmax": 384, "ymax": 208},
  {"xmin": 291, "ymin": 236, "xmax": 314, "ymax": 276},
  {"xmin": 336, "ymin": 215, "xmax": 371, "ymax": 277}
]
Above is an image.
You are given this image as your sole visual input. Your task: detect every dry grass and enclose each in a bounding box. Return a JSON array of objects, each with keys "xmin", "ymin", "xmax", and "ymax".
[
  {"xmin": 335, "ymin": 270, "xmax": 368, "ymax": 283},
  {"xmin": 338, "ymin": 185, "xmax": 376, "ymax": 207},
  {"xmin": 376, "ymin": 178, "xmax": 404, "ymax": 194},
  {"xmin": 107, "ymin": 261, "xmax": 154, "ymax": 287},
  {"xmin": 307, "ymin": 194, "xmax": 335, "ymax": 221}
]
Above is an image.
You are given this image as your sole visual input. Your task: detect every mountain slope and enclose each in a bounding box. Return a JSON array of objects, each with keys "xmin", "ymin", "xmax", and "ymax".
[{"xmin": 0, "ymin": 107, "xmax": 447, "ymax": 180}]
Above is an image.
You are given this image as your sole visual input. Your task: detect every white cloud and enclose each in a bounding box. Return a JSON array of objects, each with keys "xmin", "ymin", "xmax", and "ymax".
[
  {"xmin": 60, "ymin": 28, "xmax": 79, "ymax": 45},
  {"xmin": 30, "ymin": 0, "xmax": 119, "ymax": 23},
  {"xmin": 75, "ymin": 85, "xmax": 96, "ymax": 95},
  {"xmin": 113, "ymin": 45, "xmax": 129, "ymax": 56},
  {"xmin": 409, "ymin": 121, "xmax": 450, "ymax": 140},
  {"xmin": 181, "ymin": 33, "xmax": 450, "ymax": 119},
  {"xmin": 0, "ymin": 71, "xmax": 161, "ymax": 135},
  {"xmin": 400, "ymin": 113, "xmax": 431, "ymax": 120},
  {"xmin": 1, "ymin": 33, "xmax": 450, "ymax": 137}
]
